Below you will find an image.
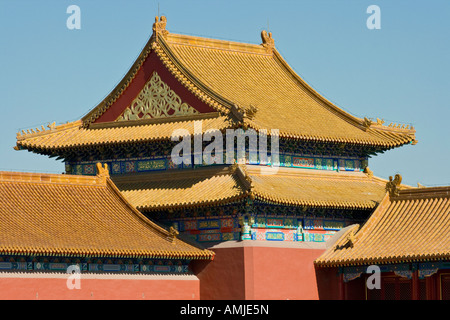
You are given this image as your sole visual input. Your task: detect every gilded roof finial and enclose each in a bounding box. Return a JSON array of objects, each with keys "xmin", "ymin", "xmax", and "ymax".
[
  {"xmin": 386, "ymin": 173, "xmax": 402, "ymax": 197},
  {"xmin": 152, "ymin": 15, "xmax": 169, "ymax": 37},
  {"xmin": 261, "ymin": 30, "xmax": 275, "ymax": 53}
]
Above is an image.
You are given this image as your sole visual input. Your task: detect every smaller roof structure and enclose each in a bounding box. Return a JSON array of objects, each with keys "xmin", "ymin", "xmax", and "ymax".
[
  {"xmin": 315, "ymin": 181, "xmax": 450, "ymax": 267},
  {"xmin": 0, "ymin": 164, "xmax": 213, "ymax": 260}
]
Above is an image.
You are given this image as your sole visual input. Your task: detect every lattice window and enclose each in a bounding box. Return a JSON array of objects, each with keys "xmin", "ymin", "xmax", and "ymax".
[
  {"xmin": 398, "ymin": 279, "xmax": 412, "ymax": 300},
  {"xmin": 384, "ymin": 280, "xmax": 396, "ymax": 300},
  {"xmin": 367, "ymin": 286, "xmax": 381, "ymax": 300},
  {"xmin": 442, "ymin": 275, "xmax": 450, "ymax": 300},
  {"xmin": 117, "ymin": 71, "xmax": 199, "ymax": 121},
  {"xmin": 419, "ymin": 279, "xmax": 427, "ymax": 300},
  {"xmin": 367, "ymin": 276, "xmax": 414, "ymax": 300}
]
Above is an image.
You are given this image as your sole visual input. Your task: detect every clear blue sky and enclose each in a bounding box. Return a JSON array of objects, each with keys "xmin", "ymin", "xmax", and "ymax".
[{"xmin": 1, "ymin": 0, "xmax": 449, "ymax": 187}]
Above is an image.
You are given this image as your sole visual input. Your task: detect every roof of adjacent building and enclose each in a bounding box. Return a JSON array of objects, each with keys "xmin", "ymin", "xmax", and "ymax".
[
  {"xmin": 0, "ymin": 165, "xmax": 214, "ymax": 260},
  {"xmin": 112, "ymin": 164, "xmax": 393, "ymax": 211},
  {"xmin": 314, "ymin": 185, "xmax": 450, "ymax": 266},
  {"xmin": 15, "ymin": 16, "xmax": 416, "ymax": 153}
]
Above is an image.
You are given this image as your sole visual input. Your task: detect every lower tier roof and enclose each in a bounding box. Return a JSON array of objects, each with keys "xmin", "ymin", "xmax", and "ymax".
[{"xmin": 112, "ymin": 165, "xmax": 392, "ymax": 211}]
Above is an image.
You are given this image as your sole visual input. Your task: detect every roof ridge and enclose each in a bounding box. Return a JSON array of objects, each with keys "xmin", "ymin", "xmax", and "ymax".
[
  {"xmin": 0, "ymin": 170, "xmax": 104, "ymax": 186},
  {"xmin": 246, "ymin": 164, "xmax": 370, "ymax": 180},
  {"xmin": 393, "ymin": 185, "xmax": 450, "ymax": 200},
  {"xmin": 166, "ymin": 33, "xmax": 270, "ymax": 55},
  {"xmin": 16, "ymin": 120, "xmax": 82, "ymax": 142},
  {"xmin": 271, "ymin": 49, "xmax": 417, "ymax": 142},
  {"xmin": 112, "ymin": 165, "xmax": 233, "ymax": 185},
  {"xmin": 154, "ymin": 35, "xmax": 234, "ymax": 113},
  {"xmin": 104, "ymin": 176, "xmax": 174, "ymax": 240},
  {"xmin": 314, "ymin": 224, "xmax": 361, "ymax": 266}
]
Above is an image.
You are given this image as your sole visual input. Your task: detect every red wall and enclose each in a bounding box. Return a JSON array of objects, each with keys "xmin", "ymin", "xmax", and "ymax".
[
  {"xmin": 245, "ymin": 246, "xmax": 324, "ymax": 300},
  {"xmin": 192, "ymin": 247, "xmax": 246, "ymax": 300},
  {"xmin": 0, "ymin": 275, "xmax": 200, "ymax": 300},
  {"xmin": 192, "ymin": 241, "xmax": 326, "ymax": 300}
]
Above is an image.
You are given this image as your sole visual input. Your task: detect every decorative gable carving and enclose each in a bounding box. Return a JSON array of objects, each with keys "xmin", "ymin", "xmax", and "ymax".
[{"xmin": 117, "ymin": 71, "xmax": 199, "ymax": 121}]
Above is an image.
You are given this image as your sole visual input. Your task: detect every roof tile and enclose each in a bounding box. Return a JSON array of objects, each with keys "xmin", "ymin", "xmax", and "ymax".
[{"xmin": 0, "ymin": 170, "xmax": 214, "ymax": 259}]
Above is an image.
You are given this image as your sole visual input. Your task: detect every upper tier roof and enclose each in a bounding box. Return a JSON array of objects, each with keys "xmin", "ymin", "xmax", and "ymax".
[
  {"xmin": 15, "ymin": 16, "xmax": 416, "ymax": 152},
  {"xmin": 0, "ymin": 165, "xmax": 213, "ymax": 260},
  {"xmin": 315, "ymin": 184, "xmax": 450, "ymax": 266}
]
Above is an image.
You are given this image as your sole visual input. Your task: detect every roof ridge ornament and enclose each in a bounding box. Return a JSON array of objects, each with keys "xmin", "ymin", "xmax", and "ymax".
[
  {"xmin": 376, "ymin": 118, "xmax": 385, "ymax": 125},
  {"xmin": 386, "ymin": 173, "xmax": 402, "ymax": 197},
  {"xmin": 231, "ymin": 161, "xmax": 254, "ymax": 195},
  {"xmin": 363, "ymin": 117, "xmax": 373, "ymax": 129},
  {"xmin": 346, "ymin": 230, "xmax": 357, "ymax": 248},
  {"xmin": 96, "ymin": 163, "xmax": 110, "ymax": 182},
  {"xmin": 16, "ymin": 122, "xmax": 57, "ymax": 140},
  {"xmin": 229, "ymin": 103, "xmax": 258, "ymax": 124},
  {"xmin": 167, "ymin": 226, "xmax": 179, "ymax": 243},
  {"xmin": 363, "ymin": 166, "xmax": 374, "ymax": 178},
  {"xmin": 261, "ymin": 30, "xmax": 275, "ymax": 53},
  {"xmin": 152, "ymin": 15, "xmax": 169, "ymax": 38}
]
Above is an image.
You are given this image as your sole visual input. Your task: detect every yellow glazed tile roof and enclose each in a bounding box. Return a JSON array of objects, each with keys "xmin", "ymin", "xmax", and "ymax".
[
  {"xmin": 113, "ymin": 166, "xmax": 248, "ymax": 211},
  {"xmin": 16, "ymin": 114, "xmax": 231, "ymax": 150},
  {"xmin": 162, "ymin": 33, "xmax": 416, "ymax": 147},
  {"xmin": 113, "ymin": 165, "xmax": 389, "ymax": 211},
  {"xmin": 248, "ymin": 166, "xmax": 388, "ymax": 209},
  {"xmin": 16, "ymin": 17, "xmax": 416, "ymax": 151},
  {"xmin": 0, "ymin": 167, "xmax": 213, "ymax": 259},
  {"xmin": 315, "ymin": 186, "xmax": 450, "ymax": 266}
]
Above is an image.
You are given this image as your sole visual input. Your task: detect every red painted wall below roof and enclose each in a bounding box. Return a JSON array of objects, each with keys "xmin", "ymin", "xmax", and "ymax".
[
  {"xmin": 94, "ymin": 51, "xmax": 215, "ymax": 123},
  {"xmin": 191, "ymin": 247, "xmax": 246, "ymax": 300},
  {"xmin": 245, "ymin": 246, "xmax": 324, "ymax": 300},
  {"xmin": 191, "ymin": 242, "xmax": 325, "ymax": 300},
  {"xmin": 0, "ymin": 275, "xmax": 200, "ymax": 300}
]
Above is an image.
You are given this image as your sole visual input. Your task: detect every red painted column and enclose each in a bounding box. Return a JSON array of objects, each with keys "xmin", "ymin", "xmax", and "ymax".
[
  {"xmin": 425, "ymin": 276, "xmax": 433, "ymax": 300},
  {"xmin": 412, "ymin": 270, "xmax": 419, "ymax": 300},
  {"xmin": 339, "ymin": 273, "xmax": 346, "ymax": 300}
]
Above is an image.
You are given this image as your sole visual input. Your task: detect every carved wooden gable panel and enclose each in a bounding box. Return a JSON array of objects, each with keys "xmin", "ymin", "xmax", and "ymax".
[{"xmin": 117, "ymin": 71, "xmax": 199, "ymax": 121}]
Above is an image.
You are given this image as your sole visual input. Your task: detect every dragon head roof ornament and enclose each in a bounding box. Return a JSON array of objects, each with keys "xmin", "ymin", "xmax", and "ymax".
[
  {"xmin": 386, "ymin": 174, "xmax": 402, "ymax": 197},
  {"xmin": 152, "ymin": 15, "xmax": 169, "ymax": 37},
  {"xmin": 261, "ymin": 30, "xmax": 275, "ymax": 53}
]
